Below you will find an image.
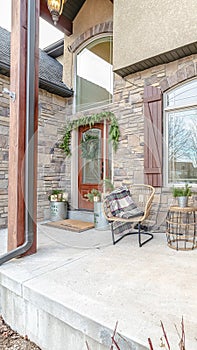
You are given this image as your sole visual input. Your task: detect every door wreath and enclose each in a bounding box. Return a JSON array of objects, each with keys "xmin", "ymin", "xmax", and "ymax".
[{"xmin": 80, "ymin": 132, "xmax": 100, "ymax": 160}]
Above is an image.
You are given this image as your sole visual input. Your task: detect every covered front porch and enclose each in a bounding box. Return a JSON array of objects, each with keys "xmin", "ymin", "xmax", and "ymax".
[{"xmin": 0, "ymin": 225, "xmax": 196, "ymax": 350}]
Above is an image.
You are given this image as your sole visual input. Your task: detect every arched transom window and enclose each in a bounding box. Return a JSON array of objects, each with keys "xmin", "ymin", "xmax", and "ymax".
[{"xmin": 75, "ymin": 36, "xmax": 113, "ymax": 112}]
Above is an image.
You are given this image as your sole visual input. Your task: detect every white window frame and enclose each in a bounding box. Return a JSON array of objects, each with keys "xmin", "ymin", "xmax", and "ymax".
[{"xmin": 163, "ymin": 78, "xmax": 197, "ymax": 187}]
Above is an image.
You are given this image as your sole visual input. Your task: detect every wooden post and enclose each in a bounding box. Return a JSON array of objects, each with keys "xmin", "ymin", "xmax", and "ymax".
[{"xmin": 8, "ymin": 0, "xmax": 39, "ymax": 254}]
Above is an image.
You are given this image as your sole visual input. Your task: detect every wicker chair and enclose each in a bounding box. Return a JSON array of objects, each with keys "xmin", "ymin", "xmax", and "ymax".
[{"xmin": 103, "ymin": 184, "xmax": 155, "ymax": 247}]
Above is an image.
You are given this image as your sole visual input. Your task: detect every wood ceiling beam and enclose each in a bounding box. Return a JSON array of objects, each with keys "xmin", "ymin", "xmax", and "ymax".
[{"xmin": 40, "ymin": 0, "xmax": 72, "ymax": 36}]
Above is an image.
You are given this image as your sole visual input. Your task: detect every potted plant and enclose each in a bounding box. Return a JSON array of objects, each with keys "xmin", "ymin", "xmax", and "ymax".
[
  {"xmin": 84, "ymin": 179, "xmax": 114, "ymax": 230},
  {"xmin": 172, "ymin": 184, "xmax": 192, "ymax": 207},
  {"xmin": 48, "ymin": 190, "xmax": 68, "ymax": 222},
  {"xmin": 84, "ymin": 189, "xmax": 101, "ymax": 203}
]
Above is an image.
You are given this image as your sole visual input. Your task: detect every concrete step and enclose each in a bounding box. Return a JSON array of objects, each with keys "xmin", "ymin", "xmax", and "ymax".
[
  {"xmin": 0, "ymin": 258, "xmax": 148, "ymax": 350},
  {"xmin": 68, "ymin": 209, "xmax": 94, "ymax": 223},
  {"xmin": 1, "ymin": 229, "xmax": 196, "ymax": 350},
  {"xmin": 0, "ymin": 226, "xmax": 150, "ymax": 350}
]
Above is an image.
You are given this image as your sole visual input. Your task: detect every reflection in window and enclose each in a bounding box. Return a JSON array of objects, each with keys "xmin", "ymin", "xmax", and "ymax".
[
  {"xmin": 76, "ymin": 37, "xmax": 113, "ymax": 112},
  {"xmin": 166, "ymin": 79, "xmax": 197, "ymax": 108},
  {"xmin": 168, "ymin": 110, "xmax": 197, "ymax": 183},
  {"xmin": 165, "ymin": 80, "xmax": 197, "ymax": 184}
]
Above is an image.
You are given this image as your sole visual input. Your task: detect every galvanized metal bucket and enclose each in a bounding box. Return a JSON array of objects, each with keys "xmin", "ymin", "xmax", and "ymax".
[
  {"xmin": 94, "ymin": 201, "xmax": 109, "ymax": 230},
  {"xmin": 178, "ymin": 196, "xmax": 188, "ymax": 208},
  {"xmin": 50, "ymin": 202, "xmax": 68, "ymax": 222}
]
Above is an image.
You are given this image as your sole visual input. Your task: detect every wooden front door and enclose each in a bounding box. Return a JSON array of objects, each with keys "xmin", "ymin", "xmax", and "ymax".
[{"xmin": 78, "ymin": 123, "xmax": 109, "ymax": 210}]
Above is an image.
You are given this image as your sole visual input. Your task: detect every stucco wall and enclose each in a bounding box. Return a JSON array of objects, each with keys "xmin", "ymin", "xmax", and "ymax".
[
  {"xmin": 56, "ymin": 55, "xmax": 64, "ymax": 65},
  {"xmin": 113, "ymin": 0, "xmax": 197, "ymax": 71},
  {"xmin": 63, "ymin": 0, "xmax": 113, "ymax": 87}
]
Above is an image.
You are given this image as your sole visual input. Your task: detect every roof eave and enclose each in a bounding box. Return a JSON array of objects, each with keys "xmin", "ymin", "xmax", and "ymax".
[
  {"xmin": 39, "ymin": 78, "xmax": 73, "ymax": 97},
  {"xmin": 114, "ymin": 42, "xmax": 197, "ymax": 78},
  {"xmin": 0, "ymin": 62, "xmax": 73, "ymax": 97},
  {"xmin": 0, "ymin": 61, "xmax": 10, "ymax": 76},
  {"xmin": 44, "ymin": 39, "xmax": 64, "ymax": 58}
]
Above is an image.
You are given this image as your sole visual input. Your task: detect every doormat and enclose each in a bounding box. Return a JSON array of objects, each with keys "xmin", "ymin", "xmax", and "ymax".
[{"xmin": 45, "ymin": 219, "xmax": 94, "ymax": 232}]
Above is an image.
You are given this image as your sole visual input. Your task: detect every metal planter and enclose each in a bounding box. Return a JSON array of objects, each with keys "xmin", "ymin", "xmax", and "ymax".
[
  {"xmin": 94, "ymin": 201, "xmax": 109, "ymax": 230},
  {"xmin": 177, "ymin": 196, "xmax": 188, "ymax": 208},
  {"xmin": 50, "ymin": 202, "xmax": 68, "ymax": 222}
]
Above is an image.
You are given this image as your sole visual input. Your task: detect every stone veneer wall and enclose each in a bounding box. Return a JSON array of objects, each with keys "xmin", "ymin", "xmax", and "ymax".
[
  {"xmin": 37, "ymin": 89, "xmax": 72, "ymax": 222},
  {"xmin": 111, "ymin": 54, "xmax": 197, "ymax": 229},
  {"xmin": 0, "ymin": 75, "xmax": 72, "ymax": 228},
  {"xmin": 0, "ymin": 54, "xmax": 197, "ymax": 230},
  {"xmin": 62, "ymin": 52, "xmax": 196, "ymax": 230}
]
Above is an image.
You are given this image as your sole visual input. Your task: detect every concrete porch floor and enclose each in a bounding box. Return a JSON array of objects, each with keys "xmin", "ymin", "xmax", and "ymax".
[{"xmin": 0, "ymin": 224, "xmax": 196, "ymax": 350}]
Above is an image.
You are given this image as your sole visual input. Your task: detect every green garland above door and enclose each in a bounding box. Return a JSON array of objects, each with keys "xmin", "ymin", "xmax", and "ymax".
[{"xmin": 60, "ymin": 111, "xmax": 120, "ymax": 157}]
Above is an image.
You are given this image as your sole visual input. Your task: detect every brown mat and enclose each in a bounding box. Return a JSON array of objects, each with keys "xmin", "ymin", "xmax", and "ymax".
[{"xmin": 45, "ymin": 219, "xmax": 94, "ymax": 232}]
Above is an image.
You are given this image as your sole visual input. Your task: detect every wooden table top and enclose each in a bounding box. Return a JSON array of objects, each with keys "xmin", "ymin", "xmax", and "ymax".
[{"xmin": 169, "ymin": 206, "xmax": 197, "ymax": 212}]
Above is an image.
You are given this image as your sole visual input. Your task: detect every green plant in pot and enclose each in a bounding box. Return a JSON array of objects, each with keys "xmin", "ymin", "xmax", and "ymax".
[
  {"xmin": 84, "ymin": 179, "xmax": 114, "ymax": 203},
  {"xmin": 84, "ymin": 189, "xmax": 101, "ymax": 203},
  {"xmin": 48, "ymin": 189, "xmax": 68, "ymax": 202},
  {"xmin": 172, "ymin": 184, "xmax": 192, "ymax": 208}
]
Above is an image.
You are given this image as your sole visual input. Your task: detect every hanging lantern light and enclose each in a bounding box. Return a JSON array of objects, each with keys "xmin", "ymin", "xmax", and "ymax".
[{"xmin": 47, "ymin": 0, "xmax": 65, "ymax": 25}]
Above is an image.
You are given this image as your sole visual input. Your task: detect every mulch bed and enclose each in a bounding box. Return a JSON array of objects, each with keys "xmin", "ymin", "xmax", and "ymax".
[{"xmin": 0, "ymin": 315, "xmax": 41, "ymax": 349}]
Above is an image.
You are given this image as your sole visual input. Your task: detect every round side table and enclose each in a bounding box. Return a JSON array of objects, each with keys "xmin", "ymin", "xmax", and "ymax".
[{"xmin": 166, "ymin": 206, "xmax": 197, "ymax": 251}]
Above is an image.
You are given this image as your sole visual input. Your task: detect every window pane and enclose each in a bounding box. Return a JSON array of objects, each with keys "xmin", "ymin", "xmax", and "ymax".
[
  {"xmin": 76, "ymin": 37, "xmax": 113, "ymax": 112},
  {"xmin": 81, "ymin": 129, "xmax": 101, "ymax": 184},
  {"xmin": 166, "ymin": 79, "xmax": 197, "ymax": 108},
  {"xmin": 168, "ymin": 109, "xmax": 197, "ymax": 183}
]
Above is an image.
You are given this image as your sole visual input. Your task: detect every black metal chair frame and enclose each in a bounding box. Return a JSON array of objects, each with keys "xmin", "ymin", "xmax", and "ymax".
[
  {"xmin": 103, "ymin": 184, "xmax": 155, "ymax": 247},
  {"xmin": 111, "ymin": 221, "xmax": 153, "ymax": 247}
]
